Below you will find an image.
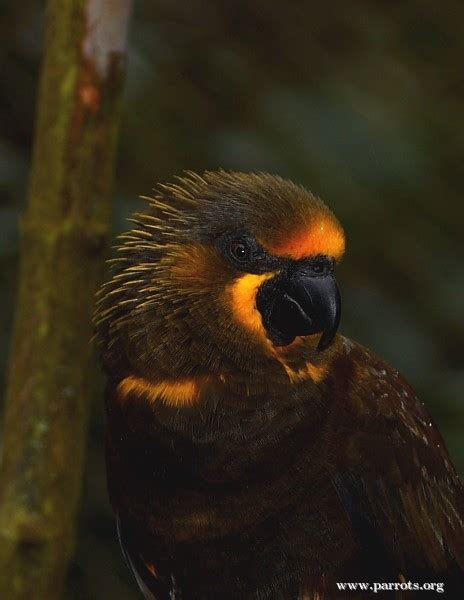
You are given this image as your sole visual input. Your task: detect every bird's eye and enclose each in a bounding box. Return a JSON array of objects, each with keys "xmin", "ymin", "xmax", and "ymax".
[{"xmin": 229, "ymin": 239, "xmax": 252, "ymax": 263}]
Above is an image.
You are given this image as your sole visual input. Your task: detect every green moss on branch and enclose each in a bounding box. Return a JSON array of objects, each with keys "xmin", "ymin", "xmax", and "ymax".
[{"xmin": 0, "ymin": 1, "xmax": 132, "ymax": 597}]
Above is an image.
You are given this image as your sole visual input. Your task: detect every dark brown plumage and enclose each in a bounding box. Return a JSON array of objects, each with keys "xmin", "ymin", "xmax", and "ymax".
[{"xmin": 94, "ymin": 171, "xmax": 464, "ymax": 599}]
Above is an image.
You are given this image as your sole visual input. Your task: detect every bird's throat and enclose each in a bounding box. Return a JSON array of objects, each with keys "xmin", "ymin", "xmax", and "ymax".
[{"xmin": 116, "ymin": 353, "xmax": 329, "ymax": 411}]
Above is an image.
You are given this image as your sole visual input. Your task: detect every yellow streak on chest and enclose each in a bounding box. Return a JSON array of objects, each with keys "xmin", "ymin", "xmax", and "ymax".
[
  {"xmin": 117, "ymin": 354, "xmax": 328, "ymax": 413},
  {"xmin": 117, "ymin": 375, "xmax": 201, "ymax": 407},
  {"xmin": 283, "ymin": 361, "xmax": 329, "ymax": 384}
]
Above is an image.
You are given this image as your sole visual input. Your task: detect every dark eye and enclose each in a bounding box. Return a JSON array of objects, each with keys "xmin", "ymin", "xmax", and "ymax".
[{"xmin": 229, "ymin": 239, "xmax": 251, "ymax": 263}]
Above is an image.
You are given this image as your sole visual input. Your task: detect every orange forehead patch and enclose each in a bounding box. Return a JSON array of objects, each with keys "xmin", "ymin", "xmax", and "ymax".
[{"xmin": 267, "ymin": 217, "xmax": 345, "ymax": 260}]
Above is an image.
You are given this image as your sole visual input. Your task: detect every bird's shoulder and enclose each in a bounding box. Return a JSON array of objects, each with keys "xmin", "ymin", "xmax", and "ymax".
[
  {"xmin": 325, "ymin": 336, "xmax": 460, "ymax": 481},
  {"xmin": 323, "ymin": 336, "xmax": 464, "ymax": 578}
]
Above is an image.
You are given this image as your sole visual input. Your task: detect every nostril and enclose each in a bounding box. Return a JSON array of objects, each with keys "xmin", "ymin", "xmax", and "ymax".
[{"xmin": 290, "ymin": 257, "xmax": 334, "ymax": 279}]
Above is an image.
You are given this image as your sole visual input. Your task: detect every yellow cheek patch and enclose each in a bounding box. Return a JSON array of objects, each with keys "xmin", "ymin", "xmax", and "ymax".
[
  {"xmin": 228, "ymin": 272, "xmax": 275, "ymax": 337},
  {"xmin": 267, "ymin": 217, "xmax": 345, "ymax": 260},
  {"xmin": 117, "ymin": 375, "xmax": 201, "ymax": 407}
]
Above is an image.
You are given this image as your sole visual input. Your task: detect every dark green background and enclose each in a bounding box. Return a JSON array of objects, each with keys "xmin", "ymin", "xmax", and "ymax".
[{"xmin": 1, "ymin": 2, "xmax": 463, "ymax": 597}]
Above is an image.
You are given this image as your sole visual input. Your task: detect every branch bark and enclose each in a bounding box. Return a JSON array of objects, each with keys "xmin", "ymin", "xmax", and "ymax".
[{"xmin": 0, "ymin": 1, "xmax": 132, "ymax": 598}]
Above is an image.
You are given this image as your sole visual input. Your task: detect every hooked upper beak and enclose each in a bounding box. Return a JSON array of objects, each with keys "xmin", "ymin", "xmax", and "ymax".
[{"xmin": 256, "ymin": 265, "xmax": 341, "ymax": 351}]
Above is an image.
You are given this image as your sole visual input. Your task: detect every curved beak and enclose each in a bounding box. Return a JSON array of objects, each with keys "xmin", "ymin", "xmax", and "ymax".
[{"xmin": 256, "ymin": 267, "xmax": 341, "ymax": 351}]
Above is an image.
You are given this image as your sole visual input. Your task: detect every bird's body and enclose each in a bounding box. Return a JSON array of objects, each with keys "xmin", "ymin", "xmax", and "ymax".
[{"xmin": 95, "ymin": 171, "xmax": 464, "ymax": 598}]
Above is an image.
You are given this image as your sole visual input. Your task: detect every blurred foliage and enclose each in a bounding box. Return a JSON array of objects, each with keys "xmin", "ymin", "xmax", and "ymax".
[{"xmin": 1, "ymin": 1, "xmax": 463, "ymax": 598}]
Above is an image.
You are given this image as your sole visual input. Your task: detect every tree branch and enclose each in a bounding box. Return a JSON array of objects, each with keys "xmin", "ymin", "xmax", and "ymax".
[{"xmin": 0, "ymin": 1, "xmax": 132, "ymax": 598}]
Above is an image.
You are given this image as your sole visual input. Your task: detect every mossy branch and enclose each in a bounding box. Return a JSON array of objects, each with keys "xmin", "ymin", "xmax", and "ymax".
[{"xmin": 0, "ymin": 1, "xmax": 132, "ymax": 598}]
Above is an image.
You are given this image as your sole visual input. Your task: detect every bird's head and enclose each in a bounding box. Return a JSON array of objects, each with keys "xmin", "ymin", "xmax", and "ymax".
[{"xmin": 94, "ymin": 171, "xmax": 345, "ymax": 389}]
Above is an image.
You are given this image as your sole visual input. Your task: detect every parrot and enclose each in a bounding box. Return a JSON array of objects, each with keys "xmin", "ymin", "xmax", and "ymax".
[{"xmin": 94, "ymin": 171, "xmax": 464, "ymax": 599}]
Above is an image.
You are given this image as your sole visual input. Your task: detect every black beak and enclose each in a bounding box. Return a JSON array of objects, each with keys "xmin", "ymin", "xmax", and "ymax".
[{"xmin": 256, "ymin": 266, "xmax": 341, "ymax": 351}]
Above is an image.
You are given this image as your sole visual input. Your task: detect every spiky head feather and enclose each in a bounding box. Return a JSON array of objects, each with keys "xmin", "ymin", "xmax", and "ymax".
[{"xmin": 94, "ymin": 171, "xmax": 344, "ymax": 383}]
